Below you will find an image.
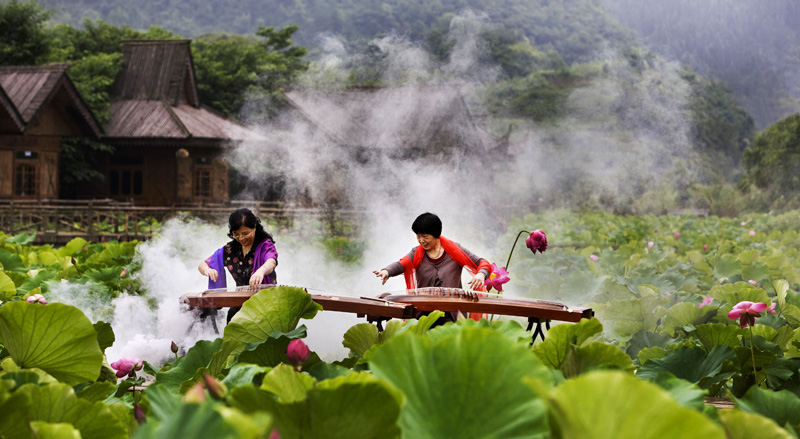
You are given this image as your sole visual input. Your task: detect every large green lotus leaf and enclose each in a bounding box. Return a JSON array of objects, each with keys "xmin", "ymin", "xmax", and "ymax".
[
  {"xmin": 227, "ymin": 384, "xmax": 275, "ymax": 414},
  {"xmin": 260, "ymin": 363, "xmax": 316, "ymax": 403},
  {"xmin": 638, "ymin": 346, "xmax": 668, "ymax": 365},
  {"xmin": 625, "ymin": 330, "xmax": 677, "ymax": 360},
  {"xmin": 6, "ymin": 232, "xmax": 36, "ymax": 245},
  {"xmin": 776, "ymin": 280, "xmax": 791, "ymax": 309},
  {"xmin": 152, "ymin": 338, "xmax": 223, "ymax": 393},
  {"xmin": 562, "ymin": 341, "xmax": 635, "ymax": 377},
  {"xmin": 0, "ymin": 249, "xmax": 27, "ymax": 273},
  {"xmin": 342, "ymin": 323, "xmax": 379, "ymax": 357},
  {"xmin": 540, "ymin": 370, "xmax": 725, "ymax": 439},
  {"xmin": 713, "ymin": 254, "xmax": 742, "ymax": 280},
  {"xmin": 75, "ymin": 381, "xmax": 115, "ymax": 403},
  {"xmin": 92, "ymin": 321, "xmax": 115, "ymax": 352},
  {"xmin": 18, "ymin": 269, "xmax": 57, "ymax": 295},
  {"xmin": 0, "ymin": 302, "xmax": 103, "ymax": 385},
  {"xmin": 428, "ymin": 318, "xmax": 531, "ymax": 345},
  {"xmin": 532, "ymin": 318, "xmax": 603, "ymax": 370},
  {"xmin": 710, "ymin": 282, "xmax": 770, "ymax": 310},
  {"xmin": 265, "ymin": 372, "xmax": 402, "ymax": 439},
  {"xmin": 0, "ymin": 381, "xmax": 32, "ymax": 439},
  {"xmin": 19, "ymin": 382, "xmax": 127, "ymax": 439},
  {"xmin": 636, "ymin": 345, "xmax": 736, "ymax": 388},
  {"xmin": 600, "ymin": 296, "xmax": 668, "ymax": 340},
  {"xmin": 222, "ymin": 363, "xmax": 270, "ymax": 390},
  {"xmin": 735, "ymin": 385, "xmax": 800, "ymax": 429},
  {"xmin": 751, "ymin": 324, "xmax": 778, "ymax": 342},
  {"xmin": 143, "ymin": 384, "xmax": 183, "ymax": 422},
  {"xmin": 223, "ymin": 286, "xmax": 321, "ymax": 346},
  {"xmin": 29, "ymin": 421, "xmax": 82, "ymax": 439},
  {"xmin": 691, "ymin": 323, "xmax": 743, "ymax": 350},
  {"xmin": 737, "ymin": 250, "xmax": 761, "ymax": 266},
  {"xmin": 32, "ymin": 249, "xmax": 61, "ymax": 267},
  {"xmin": 369, "ymin": 326, "xmax": 552, "ymax": 439},
  {"xmin": 237, "ymin": 336, "xmax": 291, "ymax": 367},
  {"xmin": 742, "ymin": 262, "xmax": 771, "ymax": 284},
  {"xmin": 131, "ymin": 402, "xmax": 240, "ymax": 439},
  {"xmin": 662, "ymin": 302, "xmax": 717, "ymax": 336},
  {"xmin": 0, "ymin": 271, "xmax": 17, "ymax": 300},
  {"xmin": 781, "ymin": 304, "xmax": 800, "ymax": 328},
  {"xmin": 648, "ymin": 372, "xmax": 706, "ymax": 411},
  {"xmin": 718, "ymin": 410, "xmax": 794, "ymax": 439},
  {"xmin": 58, "ymin": 238, "xmax": 88, "ymax": 258}
]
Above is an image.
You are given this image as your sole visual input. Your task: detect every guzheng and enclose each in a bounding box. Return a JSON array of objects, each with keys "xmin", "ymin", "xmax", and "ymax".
[{"xmin": 181, "ymin": 285, "xmax": 594, "ymax": 340}]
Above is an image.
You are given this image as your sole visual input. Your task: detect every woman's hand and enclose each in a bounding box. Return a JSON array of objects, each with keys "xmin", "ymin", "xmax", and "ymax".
[
  {"xmin": 249, "ymin": 267, "xmax": 269, "ymax": 288},
  {"xmin": 205, "ymin": 268, "xmax": 219, "ymax": 282},
  {"xmin": 373, "ymin": 269, "xmax": 389, "ymax": 285},
  {"xmin": 468, "ymin": 272, "xmax": 486, "ymax": 291}
]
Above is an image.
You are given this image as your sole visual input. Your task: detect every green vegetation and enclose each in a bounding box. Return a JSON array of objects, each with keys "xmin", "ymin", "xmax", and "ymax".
[{"xmin": 3, "ymin": 210, "xmax": 800, "ymax": 436}]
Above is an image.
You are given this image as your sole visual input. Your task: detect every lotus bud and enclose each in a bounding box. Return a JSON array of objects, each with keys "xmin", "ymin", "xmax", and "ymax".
[
  {"xmin": 525, "ymin": 230, "xmax": 547, "ymax": 254},
  {"xmin": 26, "ymin": 294, "xmax": 48, "ymax": 305},
  {"xmin": 184, "ymin": 382, "xmax": 206, "ymax": 403},
  {"xmin": 749, "ymin": 230, "xmax": 756, "ymax": 236},
  {"xmin": 171, "ymin": 341, "xmax": 179, "ymax": 354},
  {"xmin": 120, "ymin": 268, "xmax": 128, "ymax": 278},
  {"xmin": 270, "ymin": 430, "xmax": 281, "ymax": 439},
  {"xmin": 287, "ymin": 339, "xmax": 311, "ymax": 369},
  {"xmin": 134, "ymin": 404, "xmax": 146, "ymax": 424},
  {"xmin": 589, "ymin": 254, "xmax": 598, "ymax": 262},
  {"xmin": 647, "ymin": 241, "xmax": 654, "ymax": 248},
  {"xmin": 703, "ymin": 244, "xmax": 708, "ymax": 250},
  {"xmin": 674, "ymin": 232, "xmax": 680, "ymax": 238},
  {"xmin": 202, "ymin": 374, "xmax": 228, "ymax": 400}
]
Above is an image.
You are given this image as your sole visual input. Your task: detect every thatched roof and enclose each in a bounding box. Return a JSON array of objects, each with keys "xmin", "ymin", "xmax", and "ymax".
[
  {"xmin": 0, "ymin": 64, "xmax": 103, "ymax": 136},
  {"xmin": 285, "ymin": 86, "xmax": 498, "ymax": 155},
  {"xmin": 106, "ymin": 40, "xmax": 263, "ymax": 142}
]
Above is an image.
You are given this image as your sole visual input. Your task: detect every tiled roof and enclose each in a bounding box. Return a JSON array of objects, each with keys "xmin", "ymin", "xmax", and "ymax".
[
  {"xmin": 112, "ymin": 40, "xmax": 199, "ymax": 106},
  {"xmin": 285, "ymin": 86, "xmax": 493, "ymax": 153},
  {"xmin": 106, "ymin": 99, "xmax": 264, "ymax": 141},
  {"xmin": 0, "ymin": 64, "xmax": 103, "ymax": 136}
]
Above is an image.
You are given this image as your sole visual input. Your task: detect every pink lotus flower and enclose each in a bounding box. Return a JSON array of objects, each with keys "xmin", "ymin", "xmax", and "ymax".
[
  {"xmin": 134, "ymin": 404, "xmax": 146, "ymax": 424},
  {"xmin": 484, "ymin": 263, "xmax": 510, "ymax": 292},
  {"xmin": 674, "ymin": 232, "xmax": 681, "ymax": 238},
  {"xmin": 767, "ymin": 302, "xmax": 777, "ymax": 314},
  {"xmin": 703, "ymin": 244, "xmax": 708, "ymax": 250},
  {"xmin": 749, "ymin": 230, "xmax": 756, "ymax": 236},
  {"xmin": 589, "ymin": 254, "xmax": 598, "ymax": 262},
  {"xmin": 526, "ymin": 230, "xmax": 547, "ymax": 254},
  {"xmin": 728, "ymin": 301, "xmax": 768, "ymax": 328},
  {"xmin": 269, "ymin": 431, "xmax": 281, "ymax": 439},
  {"xmin": 698, "ymin": 296, "xmax": 713, "ymax": 307},
  {"xmin": 654, "ymin": 227, "xmax": 658, "ymax": 232},
  {"xmin": 111, "ymin": 357, "xmax": 143, "ymax": 378},
  {"xmin": 741, "ymin": 221, "xmax": 747, "ymax": 226},
  {"xmin": 26, "ymin": 294, "xmax": 48, "ymax": 305},
  {"xmin": 287, "ymin": 339, "xmax": 310, "ymax": 369},
  {"xmin": 647, "ymin": 241, "xmax": 654, "ymax": 248},
  {"xmin": 748, "ymin": 280, "xmax": 758, "ymax": 286},
  {"xmin": 664, "ymin": 291, "xmax": 672, "ymax": 296}
]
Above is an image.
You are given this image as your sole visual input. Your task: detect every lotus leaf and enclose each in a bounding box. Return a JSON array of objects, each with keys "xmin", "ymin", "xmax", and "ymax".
[
  {"xmin": 0, "ymin": 302, "xmax": 103, "ymax": 385},
  {"xmin": 637, "ymin": 345, "xmax": 736, "ymax": 388},
  {"xmin": 260, "ymin": 363, "xmax": 315, "ymax": 403},
  {"xmin": 691, "ymin": 323, "xmax": 743, "ymax": 350},
  {"xmin": 718, "ymin": 410, "xmax": 794, "ymax": 439},
  {"xmin": 18, "ymin": 382, "xmax": 127, "ymax": 439},
  {"xmin": 735, "ymin": 385, "xmax": 800, "ymax": 429},
  {"xmin": 131, "ymin": 401, "xmax": 241, "ymax": 439},
  {"xmin": 539, "ymin": 370, "xmax": 725, "ymax": 438},
  {"xmin": 662, "ymin": 302, "xmax": 718, "ymax": 336},
  {"xmin": 370, "ymin": 325, "xmax": 552, "ymax": 439}
]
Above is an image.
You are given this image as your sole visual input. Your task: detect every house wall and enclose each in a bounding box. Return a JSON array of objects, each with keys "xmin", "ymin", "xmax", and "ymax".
[{"xmin": 0, "ymin": 135, "xmax": 60, "ymax": 199}]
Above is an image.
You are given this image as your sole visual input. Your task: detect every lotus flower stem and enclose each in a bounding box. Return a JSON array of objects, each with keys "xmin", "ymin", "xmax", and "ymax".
[
  {"xmin": 749, "ymin": 325, "xmax": 757, "ymax": 383},
  {"xmin": 505, "ymin": 230, "xmax": 530, "ymax": 271}
]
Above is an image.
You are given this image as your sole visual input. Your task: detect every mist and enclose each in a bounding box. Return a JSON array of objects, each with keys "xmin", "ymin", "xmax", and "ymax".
[{"xmin": 53, "ymin": 9, "xmax": 718, "ymax": 364}]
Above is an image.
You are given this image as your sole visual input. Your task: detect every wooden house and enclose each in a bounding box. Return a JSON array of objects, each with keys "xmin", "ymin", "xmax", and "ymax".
[
  {"xmin": 98, "ymin": 40, "xmax": 263, "ymax": 205},
  {"xmin": 0, "ymin": 64, "xmax": 103, "ymax": 200}
]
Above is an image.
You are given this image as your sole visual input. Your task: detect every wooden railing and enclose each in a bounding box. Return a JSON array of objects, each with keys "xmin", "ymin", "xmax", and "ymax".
[{"xmin": 0, "ymin": 199, "xmax": 363, "ymax": 244}]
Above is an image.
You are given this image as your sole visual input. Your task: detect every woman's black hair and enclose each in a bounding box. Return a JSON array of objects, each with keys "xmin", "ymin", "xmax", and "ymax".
[
  {"xmin": 227, "ymin": 208, "xmax": 274, "ymax": 243},
  {"xmin": 411, "ymin": 212, "xmax": 442, "ymax": 238}
]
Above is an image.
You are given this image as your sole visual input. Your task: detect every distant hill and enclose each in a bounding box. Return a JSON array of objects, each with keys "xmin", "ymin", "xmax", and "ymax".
[{"xmin": 37, "ymin": 0, "xmax": 799, "ymax": 128}]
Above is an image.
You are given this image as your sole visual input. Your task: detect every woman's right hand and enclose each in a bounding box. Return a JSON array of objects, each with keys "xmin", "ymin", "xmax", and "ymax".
[
  {"xmin": 373, "ymin": 269, "xmax": 389, "ymax": 285},
  {"xmin": 205, "ymin": 268, "xmax": 219, "ymax": 282}
]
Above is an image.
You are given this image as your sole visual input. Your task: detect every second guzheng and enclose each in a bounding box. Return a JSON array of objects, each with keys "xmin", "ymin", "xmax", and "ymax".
[{"xmin": 180, "ymin": 285, "xmax": 594, "ymax": 341}]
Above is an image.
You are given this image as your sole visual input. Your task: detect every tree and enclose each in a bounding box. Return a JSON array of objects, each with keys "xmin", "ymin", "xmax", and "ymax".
[
  {"xmin": 0, "ymin": 0, "xmax": 52, "ymax": 65},
  {"xmin": 741, "ymin": 113, "xmax": 800, "ymax": 196},
  {"xmin": 192, "ymin": 25, "xmax": 308, "ymax": 118}
]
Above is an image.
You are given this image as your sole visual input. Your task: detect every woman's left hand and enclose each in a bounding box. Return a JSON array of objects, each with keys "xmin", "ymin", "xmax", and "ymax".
[{"xmin": 468, "ymin": 272, "xmax": 486, "ymax": 291}]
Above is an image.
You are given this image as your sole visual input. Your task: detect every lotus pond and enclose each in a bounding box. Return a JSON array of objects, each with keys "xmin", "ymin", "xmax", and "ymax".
[{"xmin": 2, "ymin": 209, "xmax": 800, "ymax": 438}]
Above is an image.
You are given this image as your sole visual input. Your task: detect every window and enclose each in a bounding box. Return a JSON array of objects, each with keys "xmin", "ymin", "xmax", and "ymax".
[
  {"xmin": 14, "ymin": 164, "xmax": 36, "ymax": 197},
  {"xmin": 109, "ymin": 169, "xmax": 143, "ymax": 196},
  {"xmin": 194, "ymin": 168, "xmax": 211, "ymax": 198}
]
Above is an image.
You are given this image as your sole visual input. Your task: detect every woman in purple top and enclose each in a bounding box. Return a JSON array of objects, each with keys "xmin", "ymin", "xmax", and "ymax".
[{"xmin": 198, "ymin": 208, "xmax": 278, "ymax": 323}]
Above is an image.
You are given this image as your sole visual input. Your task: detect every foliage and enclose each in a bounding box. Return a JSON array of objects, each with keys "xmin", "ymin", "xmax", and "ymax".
[
  {"xmin": 741, "ymin": 113, "xmax": 800, "ymax": 208},
  {"xmin": 0, "ymin": 0, "xmax": 52, "ymax": 65},
  {"xmin": 192, "ymin": 25, "xmax": 308, "ymax": 118},
  {"xmin": 5, "ymin": 209, "xmax": 800, "ymax": 436}
]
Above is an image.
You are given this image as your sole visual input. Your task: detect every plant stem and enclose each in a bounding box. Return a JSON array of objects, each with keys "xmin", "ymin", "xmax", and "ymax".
[
  {"xmin": 505, "ymin": 230, "xmax": 530, "ymax": 271},
  {"xmin": 749, "ymin": 325, "xmax": 757, "ymax": 383}
]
